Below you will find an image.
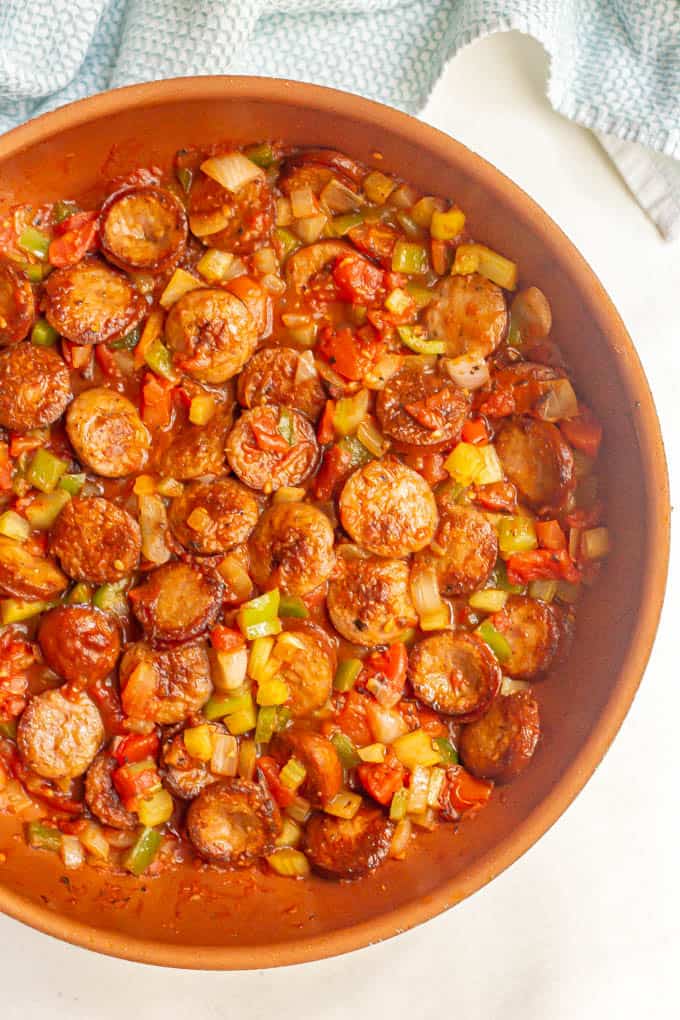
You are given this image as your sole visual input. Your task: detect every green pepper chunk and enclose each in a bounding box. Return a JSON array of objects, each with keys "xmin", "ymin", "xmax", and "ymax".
[
  {"xmin": 109, "ymin": 326, "xmax": 141, "ymax": 351},
  {"xmin": 274, "ymin": 227, "xmax": 300, "ymax": 261},
  {"xmin": 397, "ymin": 325, "xmax": 444, "ymax": 356},
  {"xmin": 67, "ymin": 582, "xmax": 92, "ymax": 605},
  {"xmin": 254, "ymin": 705, "xmax": 278, "ymax": 745},
  {"xmin": 22, "ymin": 263, "xmax": 51, "ymax": 283},
  {"xmin": 19, "ymin": 227, "xmax": 50, "ymax": 261},
  {"xmin": 339, "ymin": 436, "xmax": 372, "ymax": 468},
  {"xmin": 476, "ymin": 620, "xmax": 512, "ymax": 664},
  {"xmin": 31, "ymin": 319, "xmax": 58, "ymax": 347},
  {"xmin": 334, "ymin": 658, "xmax": 363, "ymax": 692},
  {"xmin": 332, "ymin": 211, "xmax": 364, "ymax": 236},
  {"xmin": 58, "ymin": 473, "xmax": 86, "ymax": 496},
  {"xmin": 433, "ymin": 736, "xmax": 458, "ymax": 765},
  {"xmin": 244, "ymin": 142, "xmax": 275, "ymax": 168},
  {"xmin": 26, "ymin": 821, "xmax": 62, "ymax": 853},
  {"xmin": 144, "ymin": 337, "xmax": 177, "ymax": 381},
  {"xmin": 490, "ymin": 559, "xmax": 526, "ymax": 595},
  {"xmin": 26, "ymin": 448, "xmax": 68, "ymax": 494},
  {"xmin": 92, "ymin": 578, "xmax": 130, "ymax": 617},
  {"xmin": 278, "ymin": 595, "xmax": 309, "ymax": 619},
  {"xmin": 204, "ymin": 689, "xmax": 254, "ymax": 722},
  {"xmin": 176, "ymin": 167, "xmax": 193, "ymax": 194},
  {"xmin": 237, "ymin": 589, "xmax": 281, "ymax": 640},
  {"xmin": 123, "ymin": 827, "xmax": 162, "ymax": 876},
  {"xmin": 391, "ymin": 240, "xmax": 429, "ymax": 275},
  {"xmin": 52, "ymin": 200, "xmax": 80, "ymax": 225},
  {"xmin": 330, "ymin": 732, "xmax": 360, "ymax": 769}
]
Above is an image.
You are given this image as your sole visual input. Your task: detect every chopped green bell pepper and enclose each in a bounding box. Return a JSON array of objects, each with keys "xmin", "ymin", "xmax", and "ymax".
[
  {"xmin": 123, "ymin": 827, "xmax": 162, "ymax": 876},
  {"xmin": 433, "ymin": 736, "xmax": 458, "ymax": 765},
  {"xmin": 330, "ymin": 732, "xmax": 360, "ymax": 769},
  {"xmin": 391, "ymin": 240, "xmax": 429, "ymax": 275},
  {"xmin": 278, "ymin": 595, "xmax": 309, "ymax": 619},
  {"xmin": 26, "ymin": 448, "xmax": 68, "ymax": 494},
  {"xmin": 19, "ymin": 227, "xmax": 50, "ymax": 261},
  {"xmin": 397, "ymin": 325, "xmax": 444, "ymax": 356},
  {"xmin": 58, "ymin": 473, "xmax": 86, "ymax": 496},
  {"xmin": 109, "ymin": 326, "xmax": 141, "ymax": 350},
  {"xmin": 255, "ymin": 705, "xmax": 278, "ymax": 745},
  {"xmin": 244, "ymin": 142, "xmax": 276, "ymax": 168},
  {"xmin": 26, "ymin": 821, "xmax": 62, "ymax": 853},
  {"xmin": 31, "ymin": 319, "xmax": 58, "ymax": 347},
  {"xmin": 476, "ymin": 620, "xmax": 512, "ymax": 664},
  {"xmin": 334, "ymin": 658, "xmax": 363, "ymax": 692}
]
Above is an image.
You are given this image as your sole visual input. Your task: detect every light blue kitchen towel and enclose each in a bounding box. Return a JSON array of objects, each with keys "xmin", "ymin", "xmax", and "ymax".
[{"xmin": 0, "ymin": 1, "xmax": 678, "ymax": 239}]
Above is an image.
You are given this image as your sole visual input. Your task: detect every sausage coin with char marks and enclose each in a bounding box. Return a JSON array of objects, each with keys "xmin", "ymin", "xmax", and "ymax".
[
  {"xmin": 43, "ymin": 256, "xmax": 145, "ymax": 345},
  {"xmin": 488, "ymin": 595, "xmax": 561, "ymax": 679},
  {"xmin": 376, "ymin": 366, "xmax": 470, "ymax": 453},
  {"xmin": 128, "ymin": 562, "xmax": 223, "ymax": 644},
  {"xmin": 66, "ymin": 387, "xmax": 151, "ymax": 478},
  {"xmin": 0, "ymin": 343, "xmax": 71, "ymax": 431},
  {"xmin": 49, "ymin": 497, "xmax": 141, "ymax": 584},
  {"xmin": 413, "ymin": 505, "xmax": 497, "ymax": 596},
  {"xmin": 99, "ymin": 185, "xmax": 187, "ymax": 273},
  {"xmin": 248, "ymin": 502, "xmax": 335, "ymax": 596},
  {"xmin": 327, "ymin": 555, "xmax": 417, "ymax": 647},
  {"xmin": 168, "ymin": 478, "xmax": 259, "ymax": 555},
  {"xmin": 17, "ymin": 687, "xmax": 104, "ymax": 780},
  {"xmin": 85, "ymin": 753, "xmax": 137, "ymax": 830},
  {"xmin": 165, "ymin": 288, "xmax": 258, "ymax": 384},
  {"xmin": 408, "ymin": 631, "xmax": 501, "ymax": 721},
  {"xmin": 303, "ymin": 804, "xmax": 393, "ymax": 880},
  {"xmin": 119, "ymin": 641, "xmax": 213, "ymax": 724},
  {"xmin": 38, "ymin": 605, "xmax": 121, "ymax": 684},
  {"xmin": 459, "ymin": 690, "xmax": 540, "ymax": 783},
  {"xmin": 226, "ymin": 405, "xmax": 319, "ymax": 492},
  {"xmin": 186, "ymin": 778, "xmax": 280, "ymax": 866}
]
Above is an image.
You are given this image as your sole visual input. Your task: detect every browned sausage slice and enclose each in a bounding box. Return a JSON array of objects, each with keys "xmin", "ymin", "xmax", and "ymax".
[
  {"xmin": 66, "ymin": 387, "xmax": 151, "ymax": 478},
  {"xmin": 271, "ymin": 729, "xmax": 342, "ymax": 807},
  {"xmin": 226, "ymin": 405, "xmax": 320, "ymax": 492},
  {"xmin": 85, "ymin": 753, "xmax": 137, "ymax": 830},
  {"xmin": 285, "ymin": 240, "xmax": 353, "ymax": 293},
  {"xmin": 0, "ymin": 343, "xmax": 72, "ymax": 431},
  {"xmin": 43, "ymin": 256, "xmax": 146, "ymax": 345},
  {"xmin": 408, "ymin": 631, "xmax": 501, "ymax": 720},
  {"xmin": 327, "ymin": 555, "xmax": 417, "ymax": 647},
  {"xmin": 99, "ymin": 185, "xmax": 187, "ymax": 273},
  {"xmin": 119, "ymin": 641, "xmax": 213, "ymax": 724},
  {"xmin": 0, "ymin": 535, "xmax": 68, "ymax": 599},
  {"xmin": 168, "ymin": 479, "xmax": 259, "ymax": 555},
  {"xmin": 186, "ymin": 778, "xmax": 280, "ymax": 866},
  {"xmin": 248, "ymin": 502, "xmax": 335, "ymax": 596},
  {"xmin": 495, "ymin": 417, "xmax": 575, "ymax": 510},
  {"xmin": 159, "ymin": 407, "xmax": 232, "ymax": 480},
  {"xmin": 274, "ymin": 624, "xmax": 336, "ymax": 718},
  {"xmin": 164, "ymin": 288, "xmax": 258, "ymax": 384},
  {"xmin": 459, "ymin": 690, "xmax": 540, "ymax": 783},
  {"xmin": 38, "ymin": 605, "xmax": 121, "ymax": 684},
  {"xmin": 17, "ymin": 686, "xmax": 104, "ymax": 780},
  {"xmin": 161, "ymin": 723, "xmax": 224, "ymax": 799},
  {"xmin": 303, "ymin": 804, "xmax": 394, "ymax": 880},
  {"xmin": 129, "ymin": 562, "xmax": 223, "ymax": 644},
  {"xmin": 413, "ymin": 506, "xmax": 497, "ymax": 596},
  {"xmin": 49, "ymin": 497, "xmax": 141, "ymax": 584},
  {"xmin": 280, "ymin": 149, "xmax": 364, "ymax": 194},
  {"xmin": 425, "ymin": 273, "xmax": 507, "ymax": 357},
  {"xmin": 188, "ymin": 172, "xmax": 274, "ymax": 254},
  {"xmin": 0, "ymin": 262, "xmax": 34, "ymax": 346},
  {"xmin": 376, "ymin": 366, "xmax": 470, "ymax": 453},
  {"xmin": 488, "ymin": 595, "xmax": 560, "ymax": 679},
  {"xmin": 339, "ymin": 456, "xmax": 438, "ymax": 558},
  {"xmin": 237, "ymin": 347, "xmax": 326, "ymax": 421}
]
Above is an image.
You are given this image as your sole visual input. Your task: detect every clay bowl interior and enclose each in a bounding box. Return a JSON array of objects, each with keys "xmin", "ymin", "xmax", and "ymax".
[{"xmin": 0, "ymin": 77, "xmax": 669, "ymax": 969}]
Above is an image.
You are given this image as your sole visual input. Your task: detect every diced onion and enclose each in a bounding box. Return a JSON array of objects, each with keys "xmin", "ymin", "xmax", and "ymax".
[
  {"xmin": 356, "ymin": 419, "xmax": 391, "ymax": 458},
  {"xmin": 427, "ymin": 767, "xmax": 447, "ymax": 808},
  {"xmin": 273, "ymin": 486, "xmax": 306, "ymax": 504},
  {"xmin": 61, "ymin": 835, "xmax": 85, "ymax": 870},
  {"xmin": 409, "ymin": 807, "xmax": 438, "ymax": 831},
  {"xmin": 200, "ymin": 152, "xmax": 264, "ymax": 194},
  {"xmin": 217, "ymin": 554, "xmax": 253, "ymax": 602},
  {"xmin": 138, "ymin": 494, "xmax": 171, "ymax": 565},
  {"xmin": 320, "ymin": 178, "xmax": 361, "ymax": 213},
  {"xmin": 211, "ymin": 647, "xmax": 248, "ymax": 692},
  {"xmin": 211, "ymin": 733, "xmax": 239, "ymax": 776},
  {"xmin": 261, "ymin": 273, "xmax": 286, "ymax": 295},
  {"xmin": 363, "ymin": 353, "xmax": 404, "ymax": 390},
  {"xmin": 325, "ymin": 791, "xmax": 362, "ymax": 820},
  {"xmin": 443, "ymin": 354, "xmax": 490, "ymax": 391},
  {"xmin": 267, "ymin": 848, "xmax": 310, "ymax": 878},
  {"xmin": 500, "ymin": 676, "xmax": 530, "ymax": 695},
  {"xmin": 252, "ymin": 247, "xmax": 278, "ymax": 275},
  {"xmin": 366, "ymin": 701, "xmax": 409, "ymax": 745},
  {"xmin": 581, "ymin": 526, "xmax": 610, "ymax": 560},
  {"xmin": 410, "ymin": 564, "xmax": 449, "ymax": 632},
  {"xmin": 535, "ymin": 379, "xmax": 579, "ymax": 422},
  {"xmin": 190, "ymin": 210, "xmax": 232, "ymax": 238},
  {"xmin": 528, "ymin": 579, "xmax": 558, "ymax": 602},
  {"xmin": 293, "ymin": 214, "xmax": 327, "ymax": 244},
  {"xmin": 293, "ymin": 349, "xmax": 318, "ymax": 386},
  {"xmin": 275, "ymin": 197, "xmax": 293, "ymax": 226},
  {"xmin": 389, "ymin": 818, "xmax": 412, "ymax": 859},
  {"xmin": 160, "ymin": 268, "xmax": 203, "ymax": 309},
  {"xmin": 290, "ymin": 187, "xmax": 318, "ymax": 219},
  {"xmin": 357, "ymin": 742, "xmax": 387, "ymax": 764},
  {"xmin": 366, "ymin": 675, "xmax": 402, "ymax": 709},
  {"xmin": 80, "ymin": 822, "xmax": 110, "ymax": 861},
  {"xmin": 407, "ymin": 766, "xmax": 430, "ymax": 815}
]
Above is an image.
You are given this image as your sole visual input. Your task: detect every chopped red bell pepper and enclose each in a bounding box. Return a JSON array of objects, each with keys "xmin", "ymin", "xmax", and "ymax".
[
  {"xmin": 141, "ymin": 372, "xmax": 174, "ymax": 429},
  {"xmin": 403, "ymin": 451, "xmax": 448, "ymax": 486},
  {"xmin": 316, "ymin": 325, "xmax": 385, "ymax": 382},
  {"xmin": 462, "ymin": 418, "xmax": 490, "ymax": 445},
  {"xmin": 361, "ymin": 643, "xmax": 408, "ymax": 708},
  {"xmin": 311, "ymin": 443, "xmax": 353, "ymax": 501},
  {"xmin": 317, "ymin": 399, "xmax": 336, "ymax": 445},
  {"xmin": 506, "ymin": 548, "xmax": 580, "ymax": 585},
  {"xmin": 333, "ymin": 255, "xmax": 384, "ymax": 305},
  {"xmin": 439, "ymin": 765, "xmax": 493, "ymax": 819},
  {"xmin": 48, "ymin": 211, "xmax": 99, "ymax": 267},
  {"xmin": 333, "ymin": 690, "xmax": 373, "ymax": 748},
  {"xmin": 357, "ymin": 756, "xmax": 404, "ymax": 806},
  {"xmin": 560, "ymin": 406, "xmax": 603, "ymax": 458},
  {"xmin": 535, "ymin": 519, "xmax": 567, "ymax": 551},
  {"xmin": 94, "ymin": 343, "xmax": 120, "ymax": 378},
  {"xmin": 249, "ymin": 407, "xmax": 292, "ymax": 454},
  {"xmin": 430, "ymin": 238, "xmax": 453, "ymax": 276},
  {"xmin": 112, "ymin": 760, "xmax": 161, "ymax": 802},
  {"xmin": 0, "ymin": 442, "xmax": 12, "ymax": 491},
  {"xmin": 113, "ymin": 731, "xmax": 160, "ymax": 766},
  {"xmin": 472, "ymin": 481, "xmax": 518, "ymax": 513},
  {"xmin": 257, "ymin": 756, "xmax": 296, "ymax": 808},
  {"xmin": 210, "ymin": 625, "xmax": 245, "ymax": 652}
]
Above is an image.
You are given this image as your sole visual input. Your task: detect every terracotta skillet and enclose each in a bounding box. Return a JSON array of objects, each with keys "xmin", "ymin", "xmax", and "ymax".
[{"xmin": 0, "ymin": 77, "xmax": 669, "ymax": 969}]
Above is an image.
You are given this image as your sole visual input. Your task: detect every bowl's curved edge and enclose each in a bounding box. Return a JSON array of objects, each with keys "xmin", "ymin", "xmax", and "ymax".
[{"xmin": 0, "ymin": 75, "xmax": 670, "ymax": 969}]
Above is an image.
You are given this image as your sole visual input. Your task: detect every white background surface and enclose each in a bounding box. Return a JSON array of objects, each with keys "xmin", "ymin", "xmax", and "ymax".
[{"xmin": 1, "ymin": 32, "xmax": 678, "ymax": 1019}]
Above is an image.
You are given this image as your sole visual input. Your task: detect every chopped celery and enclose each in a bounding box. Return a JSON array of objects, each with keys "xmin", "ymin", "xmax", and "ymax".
[
  {"xmin": 204, "ymin": 689, "xmax": 253, "ymax": 721},
  {"xmin": 339, "ymin": 435, "xmax": 373, "ymax": 468},
  {"xmin": 405, "ymin": 281, "xmax": 435, "ymax": 309},
  {"xmin": 384, "ymin": 288, "xmax": 413, "ymax": 316},
  {"xmin": 357, "ymin": 743, "xmax": 386, "ymax": 763},
  {"xmin": 330, "ymin": 732, "xmax": 360, "ymax": 769},
  {"xmin": 19, "ymin": 227, "xmax": 49, "ymax": 260},
  {"xmin": 58, "ymin": 473, "xmax": 86, "ymax": 496},
  {"xmin": 237, "ymin": 589, "xmax": 281, "ymax": 640},
  {"xmin": 26, "ymin": 821, "xmax": 62, "ymax": 852},
  {"xmin": 275, "ymin": 706, "xmax": 292, "ymax": 732},
  {"xmin": 0, "ymin": 511, "xmax": 29, "ymax": 542},
  {"xmin": 528, "ymin": 579, "xmax": 558, "ymax": 602},
  {"xmin": 109, "ymin": 326, "xmax": 141, "ymax": 351},
  {"xmin": 476, "ymin": 620, "xmax": 511, "ymax": 663},
  {"xmin": 410, "ymin": 196, "xmax": 440, "ymax": 229},
  {"xmin": 468, "ymin": 589, "xmax": 508, "ymax": 614},
  {"xmin": 389, "ymin": 787, "xmax": 409, "ymax": 821},
  {"xmin": 391, "ymin": 240, "xmax": 429, "ymax": 275},
  {"xmin": 123, "ymin": 827, "xmax": 162, "ymax": 876},
  {"xmin": 24, "ymin": 490, "xmax": 70, "ymax": 529},
  {"xmin": 255, "ymin": 705, "xmax": 278, "ymax": 745},
  {"xmin": 266, "ymin": 848, "xmax": 310, "ymax": 878},
  {"xmin": 275, "ymin": 817, "xmax": 303, "ymax": 848},
  {"xmin": 497, "ymin": 516, "xmax": 538, "ymax": 556},
  {"xmin": 334, "ymin": 658, "xmax": 363, "ymax": 692},
  {"xmin": 433, "ymin": 736, "xmax": 458, "ymax": 765},
  {"xmin": 452, "ymin": 243, "xmax": 518, "ymax": 291},
  {"xmin": 332, "ymin": 211, "xmax": 364, "ymax": 236},
  {"xmin": 430, "ymin": 208, "xmax": 466, "ymax": 240},
  {"xmin": 67, "ymin": 582, "xmax": 92, "ymax": 605},
  {"xmin": 274, "ymin": 227, "xmax": 301, "ymax": 260},
  {"xmin": 144, "ymin": 337, "xmax": 177, "ymax": 381},
  {"xmin": 26, "ymin": 449, "xmax": 68, "ymax": 493},
  {"xmin": 1, "ymin": 598, "xmax": 50, "ymax": 625},
  {"xmin": 278, "ymin": 595, "xmax": 309, "ymax": 619},
  {"xmin": 397, "ymin": 325, "xmax": 444, "ymax": 356},
  {"xmin": 324, "ymin": 791, "xmax": 362, "ymax": 820},
  {"xmin": 31, "ymin": 319, "xmax": 58, "ymax": 347},
  {"xmin": 333, "ymin": 389, "xmax": 369, "ymax": 436},
  {"xmin": 225, "ymin": 702, "xmax": 257, "ymax": 736},
  {"xmin": 22, "ymin": 262, "xmax": 51, "ymax": 283},
  {"xmin": 92, "ymin": 578, "xmax": 129, "ymax": 616},
  {"xmin": 279, "ymin": 757, "xmax": 307, "ymax": 791},
  {"xmin": 244, "ymin": 142, "xmax": 276, "ymax": 168}
]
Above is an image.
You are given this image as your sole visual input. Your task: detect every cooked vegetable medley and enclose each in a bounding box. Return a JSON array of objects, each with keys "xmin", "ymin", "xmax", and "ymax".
[{"xmin": 0, "ymin": 142, "xmax": 608, "ymax": 882}]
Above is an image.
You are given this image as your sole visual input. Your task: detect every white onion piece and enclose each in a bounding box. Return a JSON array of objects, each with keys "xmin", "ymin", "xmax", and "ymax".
[
  {"xmin": 138, "ymin": 494, "xmax": 171, "ymax": 565},
  {"xmin": 407, "ymin": 766, "xmax": 430, "ymax": 814},
  {"xmin": 80, "ymin": 822, "xmax": 110, "ymax": 860},
  {"xmin": 211, "ymin": 733, "xmax": 239, "ymax": 776},
  {"xmin": 61, "ymin": 835, "xmax": 85, "ymax": 870},
  {"xmin": 389, "ymin": 818, "xmax": 412, "ymax": 859},
  {"xmin": 211, "ymin": 647, "xmax": 248, "ymax": 692},
  {"xmin": 443, "ymin": 354, "xmax": 490, "ymax": 391},
  {"xmin": 410, "ymin": 564, "xmax": 444, "ymax": 618},
  {"xmin": 500, "ymin": 677, "xmax": 530, "ymax": 696},
  {"xmin": 294, "ymin": 349, "xmax": 318, "ymax": 386},
  {"xmin": 366, "ymin": 701, "xmax": 409, "ymax": 744},
  {"xmin": 200, "ymin": 152, "xmax": 264, "ymax": 193}
]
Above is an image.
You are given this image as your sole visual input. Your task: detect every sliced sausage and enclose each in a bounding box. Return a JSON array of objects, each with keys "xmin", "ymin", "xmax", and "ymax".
[
  {"xmin": 271, "ymin": 729, "xmax": 342, "ymax": 807},
  {"xmin": 285, "ymin": 240, "xmax": 353, "ymax": 293},
  {"xmin": 509, "ymin": 287, "xmax": 552, "ymax": 342},
  {"xmin": 159, "ymin": 407, "xmax": 232, "ymax": 480},
  {"xmin": 161, "ymin": 722, "xmax": 225, "ymax": 800},
  {"xmin": 17, "ymin": 686, "xmax": 103, "ymax": 780},
  {"xmin": 248, "ymin": 502, "xmax": 335, "ymax": 596},
  {"xmin": 413, "ymin": 506, "xmax": 497, "ymax": 596},
  {"xmin": 43, "ymin": 256, "xmax": 146, "ymax": 345},
  {"xmin": 164, "ymin": 287, "xmax": 258, "ymax": 384},
  {"xmin": 376, "ymin": 366, "xmax": 470, "ymax": 453},
  {"xmin": 327, "ymin": 555, "xmax": 417, "ymax": 647},
  {"xmin": 188, "ymin": 171, "xmax": 274, "ymax": 254},
  {"xmin": 408, "ymin": 631, "xmax": 502, "ymax": 721},
  {"xmin": 0, "ymin": 535, "xmax": 68, "ymax": 599},
  {"xmin": 459, "ymin": 690, "xmax": 540, "ymax": 783},
  {"xmin": 168, "ymin": 478, "xmax": 259, "ymax": 555},
  {"xmin": 0, "ymin": 261, "xmax": 34, "ymax": 346},
  {"xmin": 119, "ymin": 641, "xmax": 213, "ymax": 724},
  {"xmin": 274, "ymin": 624, "xmax": 336, "ymax": 718},
  {"xmin": 186, "ymin": 778, "xmax": 280, "ymax": 866},
  {"xmin": 226, "ymin": 405, "xmax": 320, "ymax": 492},
  {"xmin": 0, "ymin": 342, "xmax": 71, "ymax": 431},
  {"xmin": 38, "ymin": 605, "xmax": 121, "ymax": 684},
  {"xmin": 339, "ymin": 456, "xmax": 438, "ymax": 558},
  {"xmin": 237, "ymin": 347, "xmax": 326, "ymax": 421},
  {"xmin": 66, "ymin": 387, "xmax": 151, "ymax": 478},
  {"xmin": 495, "ymin": 417, "xmax": 575, "ymax": 510},
  {"xmin": 303, "ymin": 804, "xmax": 393, "ymax": 880},
  {"xmin": 280, "ymin": 149, "xmax": 364, "ymax": 195},
  {"xmin": 49, "ymin": 497, "xmax": 141, "ymax": 584},
  {"xmin": 99, "ymin": 185, "xmax": 187, "ymax": 273},
  {"xmin": 488, "ymin": 595, "xmax": 561, "ymax": 679},
  {"xmin": 426, "ymin": 273, "xmax": 507, "ymax": 357},
  {"xmin": 128, "ymin": 562, "xmax": 223, "ymax": 643},
  {"xmin": 85, "ymin": 752, "xmax": 136, "ymax": 830}
]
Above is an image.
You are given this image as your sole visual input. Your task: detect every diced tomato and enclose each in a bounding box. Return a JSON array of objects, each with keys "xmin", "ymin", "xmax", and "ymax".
[
  {"xmin": 439, "ymin": 765, "xmax": 493, "ymax": 819},
  {"xmin": 506, "ymin": 548, "xmax": 580, "ymax": 585},
  {"xmin": 563, "ymin": 501, "xmax": 604, "ymax": 530},
  {"xmin": 94, "ymin": 343, "xmax": 120, "ymax": 378},
  {"xmin": 333, "ymin": 255, "xmax": 384, "ymax": 306},
  {"xmin": 357, "ymin": 756, "xmax": 404, "ymax": 806},
  {"xmin": 0, "ymin": 442, "xmax": 12, "ymax": 491},
  {"xmin": 334, "ymin": 690, "xmax": 373, "ymax": 748},
  {"xmin": 61, "ymin": 339, "xmax": 93, "ymax": 371},
  {"xmin": 347, "ymin": 222, "xmax": 399, "ymax": 268},
  {"xmin": 8, "ymin": 432, "xmax": 45, "ymax": 459},
  {"xmin": 250, "ymin": 413, "xmax": 291, "ymax": 454},
  {"xmin": 317, "ymin": 400, "xmax": 336, "ymax": 445},
  {"xmin": 402, "ymin": 451, "xmax": 448, "ymax": 486},
  {"xmin": 316, "ymin": 325, "xmax": 385, "ymax": 382},
  {"xmin": 311, "ymin": 443, "xmax": 353, "ymax": 501},
  {"xmin": 112, "ymin": 731, "xmax": 159, "ymax": 766},
  {"xmin": 112, "ymin": 760, "xmax": 161, "ymax": 802},
  {"xmin": 560, "ymin": 406, "xmax": 603, "ymax": 458},
  {"xmin": 257, "ymin": 756, "xmax": 296, "ymax": 808},
  {"xmin": 141, "ymin": 373, "xmax": 174, "ymax": 429},
  {"xmin": 120, "ymin": 661, "xmax": 157, "ymax": 718},
  {"xmin": 405, "ymin": 387, "xmax": 454, "ymax": 431},
  {"xmin": 361, "ymin": 643, "xmax": 408, "ymax": 708},
  {"xmin": 478, "ymin": 388, "xmax": 516, "ymax": 419},
  {"xmin": 535, "ymin": 519, "xmax": 567, "ymax": 551},
  {"xmin": 210, "ymin": 625, "xmax": 244, "ymax": 652},
  {"xmin": 48, "ymin": 211, "xmax": 99, "ymax": 267},
  {"xmin": 472, "ymin": 481, "xmax": 518, "ymax": 513},
  {"xmin": 462, "ymin": 418, "xmax": 490, "ymax": 446}
]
